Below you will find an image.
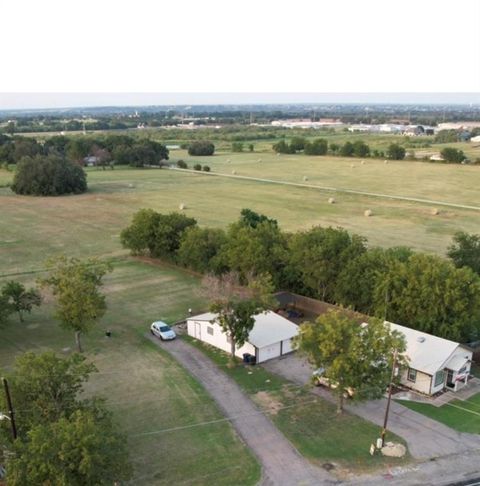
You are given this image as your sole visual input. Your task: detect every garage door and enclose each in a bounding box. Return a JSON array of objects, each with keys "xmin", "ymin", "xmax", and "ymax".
[
  {"xmin": 281, "ymin": 338, "xmax": 294, "ymax": 355},
  {"xmin": 258, "ymin": 342, "xmax": 281, "ymax": 363}
]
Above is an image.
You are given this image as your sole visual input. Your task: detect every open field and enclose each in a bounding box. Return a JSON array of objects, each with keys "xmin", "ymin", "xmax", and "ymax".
[
  {"xmin": 397, "ymin": 393, "xmax": 480, "ymax": 434},
  {"xmin": 2, "ymin": 149, "xmax": 480, "ymax": 277},
  {"xmin": 183, "ymin": 336, "xmax": 409, "ymax": 475},
  {"xmin": 0, "ymin": 260, "xmax": 260, "ymax": 485}
]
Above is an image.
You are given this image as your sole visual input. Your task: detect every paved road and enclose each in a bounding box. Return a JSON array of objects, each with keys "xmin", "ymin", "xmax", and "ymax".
[
  {"xmin": 264, "ymin": 354, "xmax": 480, "ymax": 460},
  {"xmin": 147, "ymin": 335, "xmax": 333, "ymax": 486}
]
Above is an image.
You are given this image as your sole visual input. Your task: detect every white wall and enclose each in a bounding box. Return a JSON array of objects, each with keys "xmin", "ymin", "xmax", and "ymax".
[
  {"xmin": 400, "ymin": 368, "xmax": 432, "ymax": 395},
  {"xmin": 187, "ymin": 319, "xmax": 256, "ymax": 360},
  {"xmin": 258, "ymin": 343, "xmax": 281, "ymax": 363},
  {"xmin": 282, "ymin": 338, "xmax": 295, "ymax": 354}
]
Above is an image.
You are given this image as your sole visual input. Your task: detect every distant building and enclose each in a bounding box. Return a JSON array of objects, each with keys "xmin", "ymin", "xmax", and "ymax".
[{"xmin": 470, "ymin": 135, "xmax": 480, "ymax": 143}]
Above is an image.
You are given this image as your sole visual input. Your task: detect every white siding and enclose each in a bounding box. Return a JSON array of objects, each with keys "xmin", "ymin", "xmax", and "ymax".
[
  {"xmin": 258, "ymin": 342, "xmax": 281, "ymax": 363},
  {"xmin": 281, "ymin": 338, "xmax": 294, "ymax": 355},
  {"xmin": 400, "ymin": 368, "xmax": 432, "ymax": 394},
  {"xmin": 187, "ymin": 320, "xmax": 256, "ymax": 360}
]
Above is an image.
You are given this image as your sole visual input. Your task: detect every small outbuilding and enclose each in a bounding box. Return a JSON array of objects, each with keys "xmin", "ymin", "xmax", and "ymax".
[{"xmin": 187, "ymin": 311, "xmax": 299, "ymax": 363}]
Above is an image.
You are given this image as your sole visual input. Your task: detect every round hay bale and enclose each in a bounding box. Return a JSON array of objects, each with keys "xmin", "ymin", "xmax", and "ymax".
[
  {"xmin": 364, "ymin": 209, "xmax": 372, "ymax": 217},
  {"xmin": 179, "ymin": 203, "xmax": 186, "ymax": 210},
  {"xmin": 361, "ymin": 160, "xmax": 365, "ymax": 165},
  {"xmin": 303, "ymin": 176, "xmax": 308, "ymax": 181},
  {"xmin": 384, "ymin": 160, "xmax": 388, "ymax": 164},
  {"xmin": 328, "ymin": 197, "xmax": 335, "ymax": 204},
  {"xmin": 226, "ymin": 159, "xmax": 231, "ymax": 163},
  {"xmin": 350, "ymin": 164, "xmax": 355, "ymax": 168},
  {"xmin": 431, "ymin": 208, "xmax": 439, "ymax": 215},
  {"xmin": 232, "ymin": 170, "xmax": 236, "ymax": 175},
  {"xmin": 276, "ymin": 153, "xmax": 281, "ymax": 156},
  {"xmin": 257, "ymin": 158, "xmax": 262, "ymax": 162},
  {"xmin": 128, "ymin": 183, "xmax": 134, "ymax": 188}
]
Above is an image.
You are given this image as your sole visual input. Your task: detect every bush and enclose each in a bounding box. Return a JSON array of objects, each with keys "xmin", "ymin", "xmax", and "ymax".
[
  {"xmin": 203, "ymin": 165, "xmax": 211, "ymax": 172},
  {"xmin": 11, "ymin": 155, "xmax": 87, "ymax": 196},
  {"xmin": 188, "ymin": 141, "xmax": 215, "ymax": 156},
  {"xmin": 232, "ymin": 142, "xmax": 244, "ymax": 152},
  {"xmin": 177, "ymin": 160, "xmax": 188, "ymax": 169},
  {"xmin": 193, "ymin": 164, "xmax": 202, "ymax": 171},
  {"xmin": 304, "ymin": 138, "xmax": 328, "ymax": 156},
  {"xmin": 440, "ymin": 147, "xmax": 466, "ymax": 163},
  {"xmin": 387, "ymin": 143, "xmax": 406, "ymax": 160}
]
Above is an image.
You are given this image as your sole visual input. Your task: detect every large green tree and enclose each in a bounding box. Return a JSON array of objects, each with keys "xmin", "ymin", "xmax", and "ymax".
[
  {"xmin": 7, "ymin": 409, "xmax": 132, "ymax": 486},
  {"xmin": 1, "ymin": 281, "xmax": 41, "ymax": 322},
  {"xmin": 288, "ymin": 226, "xmax": 366, "ymax": 301},
  {"xmin": 447, "ymin": 231, "xmax": 480, "ymax": 275},
  {"xmin": 295, "ymin": 311, "xmax": 406, "ymax": 413},
  {"xmin": 39, "ymin": 256, "xmax": 112, "ymax": 352},
  {"xmin": 373, "ymin": 253, "xmax": 480, "ymax": 341},
  {"xmin": 387, "ymin": 143, "xmax": 406, "ymax": 160}
]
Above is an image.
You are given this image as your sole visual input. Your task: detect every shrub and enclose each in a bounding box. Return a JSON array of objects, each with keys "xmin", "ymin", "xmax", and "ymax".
[
  {"xmin": 440, "ymin": 147, "xmax": 466, "ymax": 163},
  {"xmin": 177, "ymin": 159, "xmax": 188, "ymax": 169},
  {"xmin": 11, "ymin": 155, "xmax": 87, "ymax": 196},
  {"xmin": 304, "ymin": 138, "xmax": 328, "ymax": 156},
  {"xmin": 188, "ymin": 141, "xmax": 215, "ymax": 156},
  {"xmin": 203, "ymin": 165, "xmax": 211, "ymax": 172},
  {"xmin": 232, "ymin": 142, "xmax": 244, "ymax": 152},
  {"xmin": 387, "ymin": 143, "xmax": 406, "ymax": 160},
  {"xmin": 193, "ymin": 164, "xmax": 202, "ymax": 171}
]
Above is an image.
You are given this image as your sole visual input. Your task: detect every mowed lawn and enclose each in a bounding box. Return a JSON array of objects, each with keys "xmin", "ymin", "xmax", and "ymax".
[
  {"xmin": 183, "ymin": 336, "xmax": 409, "ymax": 475},
  {"xmin": 2, "ymin": 151, "xmax": 480, "ymax": 278},
  {"xmin": 397, "ymin": 394, "xmax": 480, "ymax": 434},
  {"xmin": 0, "ymin": 261, "xmax": 260, "ymax": 486}
]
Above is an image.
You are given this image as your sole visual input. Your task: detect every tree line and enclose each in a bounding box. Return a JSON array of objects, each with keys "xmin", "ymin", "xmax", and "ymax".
[{"xmin": 121, "ymin": 209, "xmax": 480, "ymax": 343}]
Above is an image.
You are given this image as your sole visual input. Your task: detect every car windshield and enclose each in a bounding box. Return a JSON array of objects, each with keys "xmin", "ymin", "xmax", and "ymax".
[{"xmin": 160, "ymin": 326, "xmax": 171, "ymax": 332}]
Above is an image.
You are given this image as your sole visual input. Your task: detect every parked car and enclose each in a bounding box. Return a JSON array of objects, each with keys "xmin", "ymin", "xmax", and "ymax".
[
  {"xmin": 150, "ymin": 321, "xmax": 176, "ymax": 341},
  {"xmin": 312, "ymin": 367, "xmax": 354, "ymax": 398}
]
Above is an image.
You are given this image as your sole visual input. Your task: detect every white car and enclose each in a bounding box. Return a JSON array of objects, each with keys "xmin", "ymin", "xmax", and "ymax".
[{"xmin": 150, "ymin": 321, "xmax": 176, "ymax": 341}]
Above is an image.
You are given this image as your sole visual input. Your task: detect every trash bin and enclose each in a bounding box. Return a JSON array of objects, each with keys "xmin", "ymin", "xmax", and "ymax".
[
  {"xmin": 243, "ymin": 353, "xmax": 251, "ymax": 363},
  {"xmin": 249, "ymin": 355, "xmax": 256, "ymax": 365},
  {"xmin": 105, "ymin": 330, "xmax": 112, "ymax": 337}
]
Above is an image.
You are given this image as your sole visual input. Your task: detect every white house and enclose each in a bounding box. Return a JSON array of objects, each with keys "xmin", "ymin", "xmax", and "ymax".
[
  {"xmin": 187, "ymin": 311, "xmax": 299, "ymax": 363},
  {"xmin": 470, "ymin": 135, "xmax": 480, "ymax": 143},
  {"xmin": 387, "ymin": 322, "xmax": 473, "ymax": 395}
]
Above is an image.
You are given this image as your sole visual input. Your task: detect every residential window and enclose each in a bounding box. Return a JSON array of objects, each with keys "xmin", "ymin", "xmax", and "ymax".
[
  {"xmin": 407, "ymin": 368, "xmax": 417, "ymax": 382},
  {"xmin": 434, "ymin": 370, "xmax": 444, "ymax": 388},
  {"xmin": 207, "ymin": 326, "xmax": 214, "ymax": 336}
]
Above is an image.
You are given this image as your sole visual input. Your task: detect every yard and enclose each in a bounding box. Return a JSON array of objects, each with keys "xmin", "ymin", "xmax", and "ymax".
[
  {"xmin": 397, "ymin": 393, "xmax": 480, "ymax": 434},
  {"xmin": 182, "ymin": 335, "xmax": 409, "ymax": 475},
  {"xmin": 0, "ymin": 260, "xmax": 260, "ymax": 485}
]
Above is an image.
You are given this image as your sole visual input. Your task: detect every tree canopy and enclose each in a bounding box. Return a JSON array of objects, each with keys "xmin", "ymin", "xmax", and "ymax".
[
  {"xmin": 11, "ymin": 154, "xmax": 87, "ymax": 196},
  {"xmin": 447, "ymin": 231, "xmax": 480, "ymax": 275},
  {"xmin": 295, "ymin": 311, "xmax": 406, "ymax": 413},
  {"xmin": 1, "ymin": 281, "xmax": 41, "ymax": 322},
  {"xmin": 188, "ymin": 141, "xmax": 215, "ymax": 156},
  {"xmin": 387, "ymin": 143, "xmax": 406, "ymax": 160}
]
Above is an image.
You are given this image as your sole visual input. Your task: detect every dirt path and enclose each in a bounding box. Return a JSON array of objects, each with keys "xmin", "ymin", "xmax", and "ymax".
[
  {"xmin": 146, "ymin": 334, "xmax": 334, "ymax": 486},
  {"xmin": 169, "ymin": 167, "xmax": 480, "ymax": 212}
]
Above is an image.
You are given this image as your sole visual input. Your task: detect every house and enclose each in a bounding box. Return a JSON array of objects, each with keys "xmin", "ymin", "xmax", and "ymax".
[
  {"xmin": 387, "ymin": 322, "xmax": 473, "ymax": 395},
  {"xmin": 470, "ymin": 135, "xmax": 480, "ymax": 143},
  {"xmin": 187, "ymin": 311, "xmax": 299, "ymax": 363}
]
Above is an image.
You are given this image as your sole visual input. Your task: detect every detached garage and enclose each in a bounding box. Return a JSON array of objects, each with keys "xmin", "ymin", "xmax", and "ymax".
[{"xmin": 187, "ymin": 311, "xmax": 299, "ymax": 363}]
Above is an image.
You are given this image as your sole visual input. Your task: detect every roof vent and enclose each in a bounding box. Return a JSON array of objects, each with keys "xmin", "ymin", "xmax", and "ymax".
[{"xmin": 417, "ymin": 336, "xmax": 426, "ymax": 343}]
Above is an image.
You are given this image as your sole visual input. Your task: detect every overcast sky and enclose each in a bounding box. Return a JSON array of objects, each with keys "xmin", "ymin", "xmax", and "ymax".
[{"xmin": 1, "ymin": 0, "xmax": 479, "ymax": 110}]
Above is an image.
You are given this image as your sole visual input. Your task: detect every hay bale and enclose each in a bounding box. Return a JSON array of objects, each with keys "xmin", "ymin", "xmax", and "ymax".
[
  {"xmin": 328, "ymin": 197, "xmax": 335, "ymax": 204},
  {"xmin": 384, "ymin": 160, "xmax": 388, "ymax": 164},
  {"xmin": 364, "ymin": 209, "xmax": 372, "ymax": 217},
  {"xmin": 350, "ymin": 164, "xmax": 355, "ymax": 168},
  {"xmin": 226, "ymin": 159, "xmax": 231, "ymax": 163},
  {"xmin": 179, "ymin": 203, "xmax": 186, "ymax": 210},
  {"xmin": 361, "ymin": 160, "xmax": 365, "ymax": 165},
  {"xmin": 431, "ymin": 208, "xmax": 440, "ymax": 215},
  {"xmin": 276, "ymin": 153, "xmax": 281, "ymax": 157},
  {"xmin": 303, "ymin": 176, "xmax": 308, "ymax": 181},
  {"xmin": 128, "ymin": 183, "xmax": 134, "ymax": 188},
  {"xmin": 257, "ymin": 158, "xmax": 262, "ymax": 162},
  {"xmin": 232, "ymin": 170, "xmax": 236, "ymax": 175}
]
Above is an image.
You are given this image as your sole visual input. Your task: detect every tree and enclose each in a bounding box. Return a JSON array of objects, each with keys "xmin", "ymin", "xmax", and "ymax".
[
  {"xmin": 11, "ymin": 154, "xmax": 87, "ymax": 196},
  {"xmin": 440, "ymin": 147, "xmax": 466, "ymax": 163},
  {"xmin": 0, "ymin": 293, "xmax": 13, "ymax": 326},
  {"xmin": 1, "ymin": 281, "xmax": 41, "ymax": 322},
  {"xmin": 239, "ymin": 208, "xmax": 278, "ymax": 228},
  {"xmin": 232, "ymin": 142, "xmax": 244, "ymax": 152},
  {"xmin": 39, "ymin": 257, "xmax": 112, "ymax": 352},
  {"xmin": 447, "ymin": 231, "xmax": 480, "ymax": 274},
  {"xmin": 120, "ymin": 210, "xmax": 197, "ymax": 259},
  {"xmin": 295, "ymin": 311, "xmax": 405, "ymax": 413},
  {"xmin": 372, "ymin": 253, "xmax": 480, "ymax": 341},
  {"xmin": 188, "ymin": 141, "xmax": 215, "ymax": 156},
  {"xmin": 288, "ymin": 227, "xmax": 366, "ymax": 301},
  {"xmin": 177, "ymin": 226, "xmax": 227, "ymax": 273},
  {"xmin": 289, "ymin": 137, "xmax": 306, "ymax": 152},
  {"xmin": 0, "ymin": 352, "xmax": 97, "ymax": 436},
  {"xmin": 304, "ymin": 138, "xmax": 328, "ymax": 156},
  {"xmin": 272, "ymin": 140, "xmax": 293, "ymax": 154},
  {"xmin": 339, "ymin": 141, "xmax": 354, "ymax": 157},
  {"xmin": 248, "ymin": 143, "xmax": 254, "ymax": 152},
  {"xmin": 7, "ymin": 409, "xmax": 132, "ymax": 486},
  {"xmin": 353, "ymin": 140, "xmax": 370, "ymax": 158},
  {"xmin": 387, "ymin": 143, "xmax": 406, "ymax": 160}
]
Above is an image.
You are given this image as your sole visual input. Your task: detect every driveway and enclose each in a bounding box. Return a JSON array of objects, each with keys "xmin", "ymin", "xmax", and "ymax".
[
  {"xmin": 146, "ymin": 335, "xmax": 334, "ymax": 486},
  {"xmin": 263, "ymin": 354, "xmax": 480, "ymax": 460}
]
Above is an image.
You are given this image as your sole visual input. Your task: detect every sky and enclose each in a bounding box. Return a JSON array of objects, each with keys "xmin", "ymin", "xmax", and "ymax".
[{"xmin": 1, "ymin": 0, "xmax": 479, "ymax": 110}]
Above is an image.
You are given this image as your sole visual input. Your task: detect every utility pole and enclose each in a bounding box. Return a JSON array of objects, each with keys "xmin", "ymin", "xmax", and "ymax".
[
  {"xmin": 381, "ymin": 349, "xmax": 398, "ymax": 447},
  {"xmin": 2, "ymin": 377, "xmax": 17, "ymax": 440}
]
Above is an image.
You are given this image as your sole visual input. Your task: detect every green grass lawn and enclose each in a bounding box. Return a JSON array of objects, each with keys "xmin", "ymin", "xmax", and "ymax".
[
  {"xmin": 0, "ymin": 260, "xmax": 260, "ymax": 486},
  {"xmin": 182, "ymin": 336, "xmax": 409, "ymax": 474},
  {"xmin": 397, "ymin": 393, "xmax": 480, "ymax": 434}
]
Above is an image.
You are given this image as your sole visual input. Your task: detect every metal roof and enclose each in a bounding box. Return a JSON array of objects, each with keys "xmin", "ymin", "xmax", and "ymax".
[{"xmin": 188, "ymin": 311, "xmax": 299, "ymax": 348}]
